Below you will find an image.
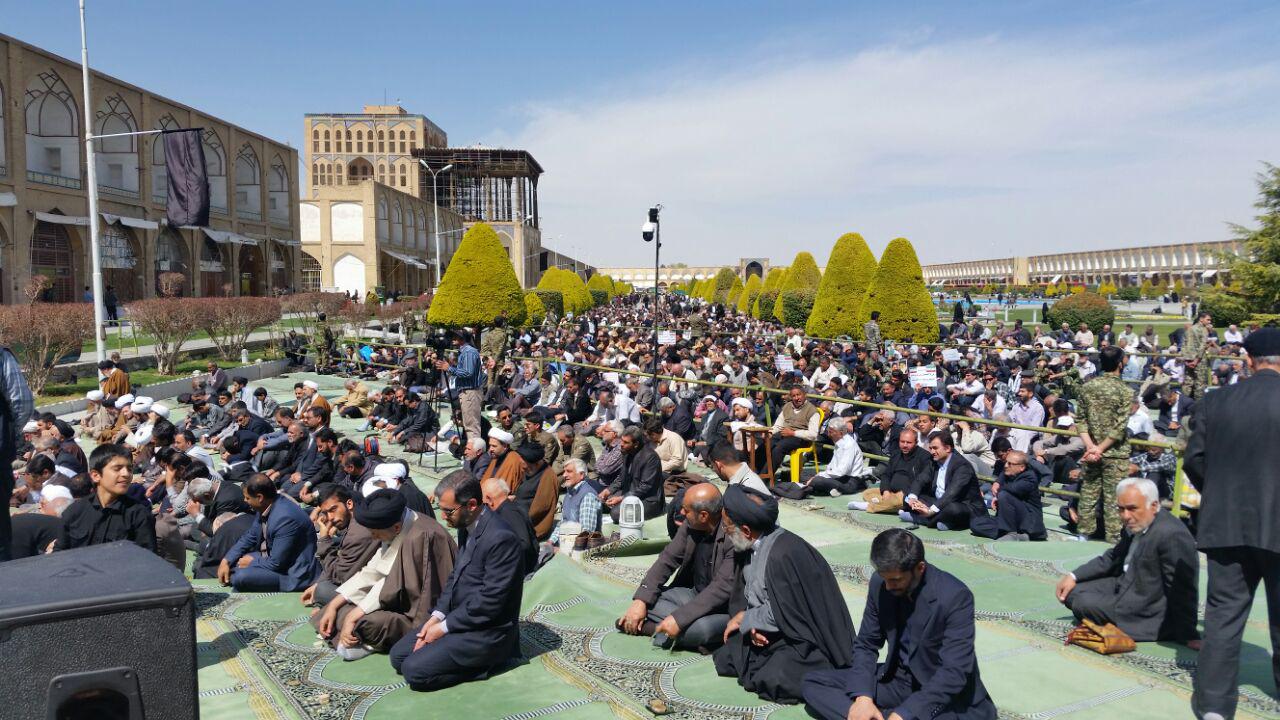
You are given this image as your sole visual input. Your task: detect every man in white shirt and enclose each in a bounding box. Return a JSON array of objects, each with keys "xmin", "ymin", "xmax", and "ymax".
[
  {"xmin": 175, "ymin": 429, "xmax": 216, "ymax": 473},
  {"xmin": 1223, "ymin": 324, "xmax": 1244, "ymax": 344},
  {"xmin": 1074, "ymin": 324, "xmax": 1096, "ymax": 349},
  {"xmin": 772, "ymin": 418, "xmax": 870, "ymax": 499},
  {"xmin": 946, "ymin": 369, "xmax": 984, "ymax": 406},
  {"xmin": 1007, "ymin": 383, "xmax": 1045, "ymax": 453},
  {"xmin": 809, "ymin": 355, "xmax": 842, "ymax": 391},
  {"xmin": 1126, "ymin": 400, "xmax": 1156, "ymax": 439}
]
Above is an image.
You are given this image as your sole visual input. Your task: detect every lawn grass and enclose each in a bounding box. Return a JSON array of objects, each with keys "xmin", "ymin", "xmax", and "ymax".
[
  {"xmin": 78, "ymin": 317, "xmax": 308, "ymax": 355},
  {"xmin": 38, "ymin": 350, "xmax": 277, "ymax": 406}
]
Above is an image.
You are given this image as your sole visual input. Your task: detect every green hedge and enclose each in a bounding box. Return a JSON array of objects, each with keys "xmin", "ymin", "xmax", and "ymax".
[
  {"xmin": 589, "ymin": 288, "xmax": 608, "ymax": 307},
  {"xmin": 427, "ymin": 222, "xmax": 527, "ymax": 327},
  {"xmin": 778, "ymin": 288, "xmax": 816, "ymax": 328},
  {"xmin": 737, "ymin": 273, "xmax": 762, "ymax": 313},
  {"xmin": 774, "ymin": 252, "xmax": 821, "ymax": 324},
  {"xmin": 1116, "ymin": 285, "xmax": 1142, "ymax": 302},
  {"xmin": 1199, "ymin": 289, "xmax": 1251, "ymax": 328},
  {"xmin": 856, "ymin": 237, "xmax": 938, "ymax": 342},
  {"xmin": 533, "ymin": 289, "xmax": 563, "ymax": 319},
  {"xmin": 1044, "ymin": 291, "xmax": 1115, "ymax": 331},
  {"xmin": 755, "ymin": 289, "xmax": 780, "ymax": 320},
  {"xmin": 807, "ymin": 232, "xmax": 877, "ymax": 337},
  {"xmin": 523, "ymin": 292, "xmax": 546, "ymax": 327}
]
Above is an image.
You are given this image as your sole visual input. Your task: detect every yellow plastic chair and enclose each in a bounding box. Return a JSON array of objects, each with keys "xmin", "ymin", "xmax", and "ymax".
[{"xmin": 789, "ymin": 408, "xmax": 825, "ymax": 482}]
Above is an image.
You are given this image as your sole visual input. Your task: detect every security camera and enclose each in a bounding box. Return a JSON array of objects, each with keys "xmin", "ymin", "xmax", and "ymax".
[{"xmin": 641, "ymin": 221, "xmax": 656, "ymax": 242}]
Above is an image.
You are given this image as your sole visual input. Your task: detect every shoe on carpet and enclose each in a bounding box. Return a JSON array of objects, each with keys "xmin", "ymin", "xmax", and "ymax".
[
  {"xmin": 848, "ymin": 500, "xmax": 869, "ymax": 511},
  {"xmin": 829, "ymin": 489, "xmax": 841, "ymax": 498},
  {"xmin": 898, "ymin": 510, "xmax": 914, "ymax": 523}
]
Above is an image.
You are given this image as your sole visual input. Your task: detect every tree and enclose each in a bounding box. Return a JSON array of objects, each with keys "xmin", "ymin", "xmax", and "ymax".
[
  {"xmin": 196, "ymin": 296, "xmax": 282, "ymax": 361},
  {"xmin": 0, "ymin": 298, "xmax": 93, "ymax": 397},
  {"xmin": 1116, "ymin": 285, "xmax": 1142, "ymax": 302},
  {"xmin": 1221, "ymin": 162, "xmax": 1280, "ymax": 314},
  {"xmin": 428, "ymin": 222, "xmax": 527, "ymax": 327},
  {"xmin": 711, "ymin": 267, "xmax": 738, "ymax": 304},
  {"xmin": 1045, "ymin": 292, "xmax": 1115, "ymax": 330},
  {"xmin": 736, "ymin": 273, "xmax": 762, "ymax": 314},
  {"xmin": 807, "ymin": 232, "xmax": 877, "ymax": 337},
  {"xmin": 857, "ymin": 238, "xmax": 939, "ymax": 342},
  {"xmin": 523, "ymin": 291, "xmax": 546, "ymax": 327},
  {"xmin": 1199, "ymin": 288, "xmax": 1250, "ymax": 327},
  {"xmin": 1139, "ymin": 279, "xmax": 1155, "ymax": 298},
  {"xmin": 533, "ymin": 289, "xmax": 563, "ymax": 319},
  {"xmin": 587, "ymin": 273, "xmax": 615, "ymax": 302},
  {"xmin": 127, "ymin": 298, "xmax": 205, "ymax": 375},
  {"xmin": 774, "ymin": 252, "xmax": 821, "ymax": 325}
]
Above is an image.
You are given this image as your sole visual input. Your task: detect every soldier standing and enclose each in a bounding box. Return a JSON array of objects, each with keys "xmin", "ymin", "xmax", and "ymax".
[
  {"xmin": 1181, "ymin": 312, "xmax": 1212, "ymax": 400},
  {"xmin": 688, "ymin": 309, "xmax": 708, "ymax": 340},
  {"xmin": 1074, "ymin": 345, "xmax": 1133, "ymax": 543},
  {"xmin": 480, "ymin": 315, "xmax": 510, "ymax": 387},
  {"xmin": 862, "ymin": 311, "xmax": 882, "ymax": 352}
]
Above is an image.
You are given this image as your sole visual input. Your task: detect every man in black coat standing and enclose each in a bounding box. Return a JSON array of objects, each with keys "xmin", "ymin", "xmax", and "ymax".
[
  {"xmin": 803, "ymin": 528, "xmax": 996, "ymax": 720},
  {"xmin": 390, "ymin": 471, "xmax": 523, "ymax": 691},
  {"xmin": 1055, "ymin": 477, "xmax": 1198, "ymax": 644},
  {"xmin": 1185, "ymin": 328, "xmax": 1280, "ymax": 719}
]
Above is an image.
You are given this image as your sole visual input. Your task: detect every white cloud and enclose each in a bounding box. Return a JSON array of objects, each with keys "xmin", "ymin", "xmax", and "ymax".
[{"xmin": 505, "ymin": 36, "xmax": 1280, "ymax": 268}]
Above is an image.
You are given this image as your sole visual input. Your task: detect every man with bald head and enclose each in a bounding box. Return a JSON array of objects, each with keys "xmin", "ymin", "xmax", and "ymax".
[
  {"xmin": 479, "ymin": 476, "xmax": 538, "ymax": 576},
  {"xmin": 850, "ymin": 427, "xmax": 932, "ymax": 514},
  {"xmin": 619, "ymin": 482, "xmax": 742, "ymax": 651}
]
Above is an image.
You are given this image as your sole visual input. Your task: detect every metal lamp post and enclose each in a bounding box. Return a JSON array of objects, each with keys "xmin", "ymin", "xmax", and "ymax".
[
  {"xmin": 641, "ymin": 205, "xmax": 661, "ymax": 411},
  {"xmin": 420, "ymin": 160, "xmax": 452, "ymax": 287}
]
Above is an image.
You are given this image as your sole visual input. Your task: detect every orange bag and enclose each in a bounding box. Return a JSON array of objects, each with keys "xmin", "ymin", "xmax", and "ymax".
[{"xmin": 1066, "ymin": 618, "xmax": 1136, "ymax": 655}]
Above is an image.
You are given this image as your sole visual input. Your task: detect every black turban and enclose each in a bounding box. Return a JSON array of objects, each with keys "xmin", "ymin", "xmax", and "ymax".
[
  {"xmin": 723, "ymin": 484, "xmax": 778, "ymax": 532},
  {"xmin": 1244, "ymin": 327, "xmax": 1280, "ymax": 358},
  {"xmin": 355, "ymin": 488, "xmax": 407, "ymax": 530},
  {"xmin": 515, "ymin": 442, "xmax": 545, "ymax": 464}
]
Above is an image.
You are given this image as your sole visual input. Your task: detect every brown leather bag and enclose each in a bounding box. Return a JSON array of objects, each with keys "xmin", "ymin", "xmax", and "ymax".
[{"xmin": 1066, "ymin": 618, "xmax": 1136, "ymax": 655}]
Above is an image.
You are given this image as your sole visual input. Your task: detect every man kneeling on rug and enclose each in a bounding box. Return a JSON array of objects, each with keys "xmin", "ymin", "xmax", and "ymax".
[
  {"xmin": 312, "ymin": 488, "xmax": 457, "ymax": 660},
  {"xmin": 618, "ymin": 483, "xmax": 742, "ymax": 651},
  {"xmin": 802, "ymin": 528, "xmax": 997, "ymax": 720},
  {"xmin": 1054, "ymin": 477, "xmax": 1200, "ymax": 646},
  {"xmin": 390, "ymin": 471, "xmax": 524, "ymax": 691},
  {"xmin": 713, "ymin": 485, "xmax": 854, "ymax": 704}
]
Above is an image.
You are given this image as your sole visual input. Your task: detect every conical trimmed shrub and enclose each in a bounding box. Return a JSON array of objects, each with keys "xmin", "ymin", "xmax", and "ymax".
[
  {"xmin": 774, "ymin": 252, "xmax": 821, "ymax": 325},
  {"xmin": 523, "ymin": 291, "xmax": 546, "ymax": 327},
  {"xmin": 737, "ymin": 273, "xmax": 762, "ymax": 314},
  {"xmin": 856, "ymin": 237, "xmax": 938, "ymax": 342},
  {"xmin": 428, "ymin": 222, "xmax": 526, "ymax": 327},
  {"xmin": 807, "ymin": 232, "xmax": 877, "ymax": 338}
]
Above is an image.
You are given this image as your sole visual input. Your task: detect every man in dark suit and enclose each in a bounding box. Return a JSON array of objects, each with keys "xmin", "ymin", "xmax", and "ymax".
[
  {"xmin": 392, "ymin": 393, "xmax": 439, "ymax": 446},
  {"xmin": 1055, "ymin": 477, "xmax": 1198, "ymax": 643},
  {"xmin": 390, "ymin": 471, "xmax": 524, "ymax": 691},
  {"xmin": 1185, "ymin": 328, "xmax": 1280, "ymax": 719},
  {"xmin": 619, "ymin": 483, "xmax": 741, "ymax": 650},
  {"xmin": 600, "ymin": 425, "xmax": 665, "ymax": 523},
  {"xmin": 280, "ymin": 428, "xmax": 337, "ymax": 500},
  {"xmin": 186, "ymin": 474, "xmax": 250, "ymax": 541},
  {"xmin": 218, "ymin": 473, "xmax": 321, "ymax": 592},
  {"xmin": 660, "ymin": 397, "xmax": 696, "ymax": 442},
  {"xmin": 692, "ymin": 396, "xmax": 730, "ymax": 462},
  {"xmin": 902, "ymin": 432, "xmax": 987, "ymax": 531},
  {"xmin": 1153, "ymin": 386, "xmax": 1194, "ymax": 436},
  {"xmin": 803, "ymin": 528, "xmax": 997, "ymax": 720}
]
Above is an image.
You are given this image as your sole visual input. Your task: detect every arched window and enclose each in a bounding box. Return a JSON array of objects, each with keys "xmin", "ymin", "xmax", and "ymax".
[
  {"xmin": 0, "ymin": 80, "xmax": 6, "ymax": 170},
  {"xmin": 416, "ymin": 206, "xmax": 427, "ymax": 250},
  {"xmin": 202, "ymin": 129, "xmax": 227, "ymax": 212},
  {"xmin": 150, "ymin": 114, "xmax": 181, "ymax": 201},
  {"xmin": 344, "ymin": 129, "xmax": 352, "ymax": 152},
  {"xmin": 376, "ymin": 197, "xmax": 389, "ymax": 240},
  {"xmin": 391, "ymin": 201, "xmax": 403, "ymax": 244},
  {"xmin": 323, "ymin": 129, "xmax": 330, "ymax": 152},
  {"xmin": 24, "ymin": 70, "xmax": 80, "ymax": 185},
  {"xmin": 235, "ymin": 144, "xmax": 261, "ymax": 219},
  {"xmin": 269, "ymin": 154, "xmax": 290, "ymax": 222},
  {"xmin": 301, "ymin": 251, "xmax": 322, "ymax": 292},
  {"xmin": 377, "ymin": 129, "xmax": 384, "ymax": 153},
  {"xmin": 377, "ymin": 163, "xmax": 386, "ymax": 184},
  {"xmin": 399, "ymin": 164, "xmax": 407, "ymax": 187},
  {"xmin": 311, "ymin": 163, "xmax": 319, "ymax": 185},
  {"xmin": 311, "ymin": 128, "xmax": 319, "ymax": 152},
  {"xmin": 405, "ymin": 207, "xmax": 416, "ymax": 249},
  {"xmin": 355, "ymin": 129, "xmax": 363, "ymax": 152},
  {"xmin": 95, "ymin": 94, "xmax": 139, "ymax": 195}
]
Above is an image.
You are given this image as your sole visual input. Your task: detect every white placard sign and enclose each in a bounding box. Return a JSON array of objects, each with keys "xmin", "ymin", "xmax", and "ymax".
[
  {"xmin": 941, "ymin": 348, "xmax": 962, "ymax": 362},
  {"xmin": 908, "ymin": 365, "xmax": 939, "ymax": 389},
  {"xmin": 775, "ymin": 354, "xmax": 795, "ymax": 373},
  {"xmin": 657, "ymin": 331, "xmax": 677, "ymax": 345}
]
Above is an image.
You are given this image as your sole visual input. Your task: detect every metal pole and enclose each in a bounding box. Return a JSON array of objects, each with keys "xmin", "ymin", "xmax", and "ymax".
[
  {"xmin": 430, "ymin": 168, "xmax": 442, "ymax": 287},
  {"xmin": 79, "ymin": 0, "xmax": 107, "ymax": 362},
  {"xmin": 651, "ymin": 218, "xmax": 660, "ymax": 411}
]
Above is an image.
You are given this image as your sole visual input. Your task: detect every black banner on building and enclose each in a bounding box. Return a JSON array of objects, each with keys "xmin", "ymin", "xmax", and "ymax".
[{"xmin": 163, "ymin": 129, "xmax": 209, "ymax": 227}]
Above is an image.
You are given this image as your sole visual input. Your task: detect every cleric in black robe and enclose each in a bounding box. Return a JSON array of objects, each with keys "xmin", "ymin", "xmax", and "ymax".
[{"xmin": 712, "ymin": 485, "xmax": 854, "ymax": 704}]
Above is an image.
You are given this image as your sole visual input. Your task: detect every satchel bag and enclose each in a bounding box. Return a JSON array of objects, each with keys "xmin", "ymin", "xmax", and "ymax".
[{"xmin": 1066, "ymin": 618, "xmax": 1136, "ymax": 655}]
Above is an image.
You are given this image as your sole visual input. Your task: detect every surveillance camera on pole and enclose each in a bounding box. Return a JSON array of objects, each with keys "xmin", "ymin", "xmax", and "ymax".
[
  {"xmin": 641, "ymin": 221, "xmax": 656, "ymax": 242},
  {"xmin": 641, "ymin": 205, "xmax": 662, "ymax": 411}
]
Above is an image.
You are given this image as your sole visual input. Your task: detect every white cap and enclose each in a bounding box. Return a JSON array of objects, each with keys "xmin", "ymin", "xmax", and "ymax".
[
  {"xmin": 22, "ymin": 421, "xmax": 38, "ymax": 433},
  {"xmin": 362, "ymin": 476, "xmax": 400, "ymax": 496},
  {"xmin": 150, "ymin": 403, "xmax": 170, "ymax": 418},
  {"xmin": 488, "ymin": 428, "xmax": 515, "ymax": 445},
  {"xmin": 302, "ymin": 380, "xmax": 319, "ymax": 390},
  {"xmin": 41, "ymin": 484, "xmax": 73, "ymax": 502},
  {"xmin": 131, "ymin": 399, "xmax": 152, "ymax": 413},
  {"xmin": 1056, "ymin": 415, "xmax": 1075, "ymax": 427},
  {"xmin": 731, "ymin": 397, "xmax": 753, "ymax": 411},
  {"xmin": 1060, "ymin": 342, "xmax": 1074, "ymax": 350},
  {"xmin": 372, "ymin": 462, "xmax": 408, "ymax": 480},
  {"xmin": 54, "ymin": 465, "xmax": 78, "ymax": 478},
  {"xmin": 85, "ymin": 390, "xmax": 105, "ymax": 402},
  {"xmin": 115, "ymin": 393, "xmax": 136, "ymax": 409}
]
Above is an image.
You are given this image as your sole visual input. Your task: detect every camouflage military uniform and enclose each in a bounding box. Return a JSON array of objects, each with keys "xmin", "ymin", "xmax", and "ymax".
[
  {"xmin": 1182, "ymin": 322, "xmax": 1210, "ymax": 399},
  {"xmin": 480, "ymin": 326, "xmax": 509, "ymax": 386},
  {"xmin": 688, "ymin": 312, "xmax": 708, "ymax": 340},
  {"xmin": 1075, "ymin": 372, "xmax": 1133, "ymax": 543},
  {"xmin": 862, "ymin": 320, "xmax": 882, "ymax": 351},
  {"xmin": 1057, "ymin": 367, "xmax": 1082, "ymax": 401}
]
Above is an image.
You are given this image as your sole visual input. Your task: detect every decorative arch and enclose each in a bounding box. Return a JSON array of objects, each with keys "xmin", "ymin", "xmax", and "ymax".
[
  {"xmin": 31, "ymin": 210, "xmax": 80, "ymax": 302},
  {"xmin": 391, "ymin": 201, "xmax": 403, "ymax": 244},
  {"xmin": 268, "ymin": 154, "xmax": 289, "ymax": 223},
  {"xmin": 150, "ymin": 114, "xmax": 181, "ymax": 200},
  {"xmin": 333, "ymin": 253, "xmax": 366, "ymax": 296},
  {"xmin": 24, "ymin": 69, "xmax": 80, "ymax": 183},
  {"xmin": 155, "ymin": 227, "xmax": 191, "ymax": 296},
  {"xmin": 238, "ymin": 242, "xmax": 265, "ymax": 295},
  {"xmin": 376, "ymin": 197, "xmax": 389, "ymax": 240},
  {"xmin": 200, "ymin": 236, "xmax": 228, "ymax": 296},
  {"xmin": 269, "ymin": 242, "xmax": 290, "ymax": 292},
  {"xmin": 101, "ymin": 222, "xmax": 143, "ymax": 301},
  {"xmin": 416, "ymin": 206, "xmax": 427, "ymax": 251},
  {"xmin": 405, "ymin": 206, "xmax": 416, "ymax": 249},
  {"xmin": 347, "ymin": 157, "xmax": 373, "ymax": 182},
  {"xmin": 202, "ymin": 128, "xmax": 228, "ymax": 212},
  {"xmin": 300, "ymin": 251, "xmax": 322, "ymax": 292},
  {"xmin": 95, "ymin": 94, "xmax": 139, "ymax": 195},
  {"xmin": 235, "ymin": 144, "xmax": 262, "ymax": 219}
]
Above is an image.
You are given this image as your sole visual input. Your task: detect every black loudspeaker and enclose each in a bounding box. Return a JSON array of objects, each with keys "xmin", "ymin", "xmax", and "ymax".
[{"xmin": 0, "ymin": 541, "xmax": 198, "ymax": 720}]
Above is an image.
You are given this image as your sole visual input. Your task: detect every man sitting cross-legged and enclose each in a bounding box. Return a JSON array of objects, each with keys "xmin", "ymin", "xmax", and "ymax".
[
  {"xmin": 1055, "ymin": 477, "xmax": 1200, "ymax": 646},
  {"xmin": 713, "ymin": 485, "xmax": 854, "ymax": 704},
  {"xmin": 311, "ymin": 488, "xmax": 457, "ymax": 661},
  {"xmin": 389, "ymin": 471, "xmax": 525, "ymax": 692},
  {"xmin": 802, "ymin": 528, "xmax": 997, "ymax": 720},
  {"xmin": 618, "ymin": 483, "xmax": 743, "ymax": 651},
  {"xmin": 217, "ymin": 473, "xmax": 320, "ymax": 592}
]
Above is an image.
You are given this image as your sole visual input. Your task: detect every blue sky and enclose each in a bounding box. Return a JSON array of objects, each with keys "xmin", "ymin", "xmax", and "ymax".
[{"xmin": 7, "ymin": 1, "xmax": 1280, "ymax": 266}]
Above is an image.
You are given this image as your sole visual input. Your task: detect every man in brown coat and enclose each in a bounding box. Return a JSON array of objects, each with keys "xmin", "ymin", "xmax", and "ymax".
[
  {"xmin": 313, "ymin": 489, "xmax": 457, "ymax": 659},
  {"xmin": 303, "ymin": 484, "xmax": 381, "ymax": 608},
  {"xmin": 482, "ymin": 428, "xmax": 527, "ymax": 488}
]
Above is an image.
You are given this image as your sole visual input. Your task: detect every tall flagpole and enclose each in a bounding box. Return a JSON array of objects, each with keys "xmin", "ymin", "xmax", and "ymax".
[{"xmin": 79, "ymin": 0, "xmax": 107, "ymax": 362}]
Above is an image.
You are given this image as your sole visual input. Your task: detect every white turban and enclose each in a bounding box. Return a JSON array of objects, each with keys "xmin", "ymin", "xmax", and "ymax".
[
  {"xmin": 54, "ymin": 465, "xmax": 78, "ymax": 478},
  {"xmin": 731, "ymin": 397, "xmax": 753, "ymax": 411},
  {"xmin": 130, "ymin": 399, "xmax": 152, "ymax": 413},
  {"xmin": 22, "ymin": 421, "xmax": 38, "ymax": 433},
  {"xmin": 86, "ymin": 390, "xmax": 104, "ymax": 402},
  {"xmin": 373, "ymin": 462, "xmax": 408, "ymax": 480},
  {"xmin": 150, "ymin": 403, "xmax": 170, "ymax": 418},
  {"xmin": 303, "ymin": 380, "xmax": 319, "ymax": 390},
  {"xmin": 488, "ymin": 428, "xmax": 515, "ymax": 445},
  {"xmin": 362, "ymin": 476, "xmax": 400, "ymax": 496},
  {"xmin": 115, "ymin": 393, "xmax": 136, "ymax": 409},
  {"xmin": 41, "ymin": 484, "xmax": 73, "ymax": 502}
]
